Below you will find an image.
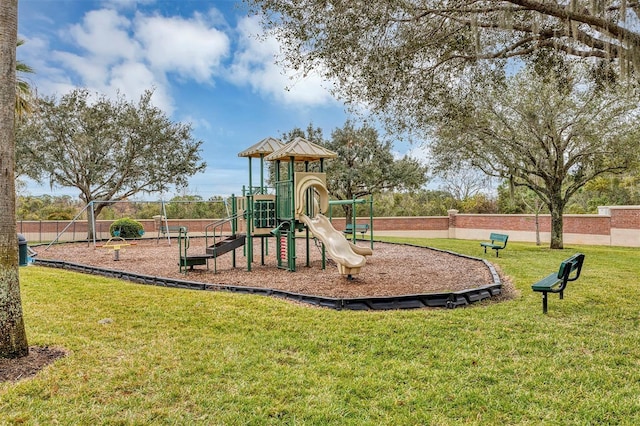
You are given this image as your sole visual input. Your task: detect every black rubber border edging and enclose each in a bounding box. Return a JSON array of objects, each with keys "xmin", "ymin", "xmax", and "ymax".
[{"xmin": 33, "ymin": 241, "xmax": 502, "ymax": 311}]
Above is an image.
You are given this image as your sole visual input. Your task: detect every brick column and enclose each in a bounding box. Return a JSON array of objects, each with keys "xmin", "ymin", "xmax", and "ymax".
[
  {"xmin": 608, "ymin": 206, "xmax": 640, "ymax": 247},
  {"xmin": 448, "ymin": 209, "xmax": 458, "ymax": 239}
]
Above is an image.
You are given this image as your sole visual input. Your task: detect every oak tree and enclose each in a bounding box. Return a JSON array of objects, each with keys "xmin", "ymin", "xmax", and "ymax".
[
  {"xmin": 430, "ymin": 63, "xmax": 640, "ymax": 248},
  {"xmin": 18, "ymin": 89, "xmax": 206, "ymax": 238}
]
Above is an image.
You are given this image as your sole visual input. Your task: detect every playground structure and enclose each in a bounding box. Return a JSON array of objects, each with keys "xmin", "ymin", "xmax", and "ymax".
[
  {"xmin": 179, "ymin": 136, "xmax": 374, "ymax": 278},
  {"xmin": 32, "ymin": 137, "xmax": 506, "ymax": 309}
]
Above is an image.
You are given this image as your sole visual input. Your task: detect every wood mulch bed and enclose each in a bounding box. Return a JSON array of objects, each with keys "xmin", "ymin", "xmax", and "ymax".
[{"xmin": 35, "ymin": 237, "xmax": 502, "ymax": 298}]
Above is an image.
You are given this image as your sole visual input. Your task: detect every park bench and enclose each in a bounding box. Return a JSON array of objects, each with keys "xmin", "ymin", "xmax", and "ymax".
[
  {"xmin": 156, "ymin": 224, "xmax": 188, "ymax": 243},
  {"xmin": 531, "ymin": 253, "xmax": 585, "ymax": 314},
  {"xmin": 343, "ymin": 223, "xmax": 369, "ymax": 236},
  {"xmin": 153, "ymin": 215, "xmax": 187, "ymax": 241},
  {"xmin": 480, "ymin": 233, "xmax": 509, "ymax": 257},
  {"xmin": 159, "ymin": 224, "xmax": 187, "ymax": 235}
]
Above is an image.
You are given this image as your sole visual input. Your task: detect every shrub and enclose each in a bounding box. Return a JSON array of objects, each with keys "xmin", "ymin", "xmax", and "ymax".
[
  {"xmin": 109, "ymin": 218, "xmax": 144, "ymax": 239},
  {"xmin": 46, "ymin": 211, "xmax": 73, "ymax": 220}
]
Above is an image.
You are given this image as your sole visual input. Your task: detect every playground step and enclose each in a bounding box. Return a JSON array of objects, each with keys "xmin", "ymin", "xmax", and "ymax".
[
  {"xmin": 206, "ymin": 234, "xmax": 247, "ymax": 258},
  {"xmin": 180, "ymin": 255, "xmax": 210, "ymax": 269}
]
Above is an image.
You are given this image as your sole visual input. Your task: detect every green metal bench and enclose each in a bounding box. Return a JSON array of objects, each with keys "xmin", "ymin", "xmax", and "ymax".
[
  {"xmin": 160, "ymin": 225, "xmax": 186, "ymax": 235},
  {"xmin": 157, "ymin": 224, "xmax": 189, "ymax": 245},
  {"xmin": 532, "ymin": 253, "xmax": 585, "ymax": 314},
  {"xmin": 480, "ymin": 233, "xmax": 509, "ymax": 257},
  {"xmin": 343, "ymin": 223, "xmax": 369, "ymax": 235}
]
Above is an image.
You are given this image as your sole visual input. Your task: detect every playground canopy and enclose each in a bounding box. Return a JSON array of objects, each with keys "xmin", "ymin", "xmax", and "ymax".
[
  {"xmin": 265, "ymin": 137, "xmax": 338, "ymax": 162},
  {"xmin": 237, "ymin": 136, "xmax": 286, "ymax": 158}
]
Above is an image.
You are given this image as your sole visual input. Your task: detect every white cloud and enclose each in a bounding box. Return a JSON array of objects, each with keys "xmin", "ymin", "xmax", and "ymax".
[
  {"xmin": 25, "ymin": 7, "xmax": 230, "ymax": 115},
  {"xmin": 67, "ymin": 9, "xmax": 139, "ymax": 62},
  {"xmin": 51, "ymin": 51, "xmax": 111, "ymax": 88},
  {"xmin": 181, "ymin": 115, "xmax": 212, "ymax": 132},
  {"xmin": 229, "ymin": 16, "xmax": 338, "ymax": 107},
  {"xmin": 17, "ymin": 35, "xmax": 75, "ymax": 96},
  {"xmin": 22, "ymin": 5, "xmax": 335, "ymax": 117},
  {"xmin": 135, "ymin": 13, "xmax": 230, "ymax": 83},
  {"xmin": 46, "ymin": 8, "xmax": 168, "ymax": 109}
]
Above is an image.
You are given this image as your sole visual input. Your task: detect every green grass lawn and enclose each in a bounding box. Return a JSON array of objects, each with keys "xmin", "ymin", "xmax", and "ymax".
[{"xmin": 2, "ymin": 238, "xmax": 640, "ymax": 425}]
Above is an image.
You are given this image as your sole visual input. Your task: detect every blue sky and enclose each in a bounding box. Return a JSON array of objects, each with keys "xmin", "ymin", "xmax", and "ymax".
[{"xmin": 17, "ymin": 0, "xmax": 419, "ymax": 200}]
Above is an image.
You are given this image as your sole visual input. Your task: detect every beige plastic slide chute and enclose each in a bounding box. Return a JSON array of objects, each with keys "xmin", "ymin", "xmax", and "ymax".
[
  {"xmin": 299, "ymin": 213, "xmax": 372, "ymax": 277},
  {"xmin": 294, "ymin": 173, "xmax": 330, "ymax": 217}
]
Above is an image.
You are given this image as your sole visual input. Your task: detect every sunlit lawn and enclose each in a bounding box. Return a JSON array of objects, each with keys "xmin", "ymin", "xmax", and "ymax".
[{"xmin": 1, "ymin": 238, "xmax": 639, "ymax": 425}]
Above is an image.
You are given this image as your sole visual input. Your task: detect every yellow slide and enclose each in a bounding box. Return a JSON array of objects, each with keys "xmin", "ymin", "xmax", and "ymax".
[{"xmin": 299, "ymin": 213, "xmax": 372, "ymax": 277}]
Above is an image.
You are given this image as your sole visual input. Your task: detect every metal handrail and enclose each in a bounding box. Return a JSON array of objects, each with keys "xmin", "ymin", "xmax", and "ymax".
[{"xmin": 204, "ymin": 213, "xmax": 241, "ymax": 248}]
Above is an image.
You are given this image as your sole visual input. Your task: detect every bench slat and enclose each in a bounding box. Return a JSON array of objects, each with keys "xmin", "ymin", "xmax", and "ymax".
[
  {"xmin": 160, "ymin": 226, "xmax": 187, "ymax": 233},
  {"xmin": 531, "ymin": 273, "xmax": 561, "ymax": 291}
]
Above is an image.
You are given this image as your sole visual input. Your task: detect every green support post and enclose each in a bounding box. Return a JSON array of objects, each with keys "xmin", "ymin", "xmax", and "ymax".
[
  {"xmin": 178, "ymin": 227, "xmax": 189, "ymax": 274},
  {"xmin": 246, "ymin": 194, "xmax": 253, "ymax": 272},
  {"xmin": 288, "ymin": 158, "xmax": 296, "ymax": 271},
  {"xmin": 260, "ymin": 153, "xmax": 264, "ymax": 194},
  {"xmin": 231, "ymin": 195, "xmax": 237, "ymax": 268},
  {"xmin": 288, "ymin": 224, "xmax": 296, "ymax": 272},
  {"xmin": 369, "ymin": 194, "xmax": 374, "ymax": 249}
]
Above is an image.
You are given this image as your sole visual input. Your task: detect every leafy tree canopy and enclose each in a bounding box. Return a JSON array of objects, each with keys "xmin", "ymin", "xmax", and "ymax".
[
  {"xmin": 374, "ymin": 190, "xmax": 457, "ymax": 217},
  {"xmin": 17, "ymin": 89, "xmax": 206, "ymax": 209},
  {"xmin": 15, "ymin": 39, "xmax": 33, "ymax": 120},
  {"xmin": 567, "ymin": 172, "xmax": 640, "ymax": 213},
  {"xmin": 16, "ymin": 195, "xmax": 80, "ymax": 221},
  {"xmin": 247, "ymin": 0, "xmax": 640, "ymax": 133},
  {"xmin": 17, "ymin": 88, "xmax": 206, "ymax": 236},
  {"xmin": 164, "ymin": 195, "xmax": 228, "ymax": 219}
]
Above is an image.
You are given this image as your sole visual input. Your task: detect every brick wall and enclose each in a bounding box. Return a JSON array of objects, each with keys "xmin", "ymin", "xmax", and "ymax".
[
  {"xmin": 609, "ymin": 206, "xmax": 640, "ymax": 229},
  {"xmin": 17, "ymin": 206, "xmax": 640, "ymax": 247},
  {"xmin": 331, "ymin": 216, "xmax": 449, "ymax": 231}
]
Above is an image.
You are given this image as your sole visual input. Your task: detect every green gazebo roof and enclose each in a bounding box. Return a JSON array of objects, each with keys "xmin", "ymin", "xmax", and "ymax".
[
  {"xmin": 238, "ymin": 137, "xmax": 286, "ymax": 158},
  {"xmin": 264, "ymin": 137, "xmax": 338, "ymax": 162}
]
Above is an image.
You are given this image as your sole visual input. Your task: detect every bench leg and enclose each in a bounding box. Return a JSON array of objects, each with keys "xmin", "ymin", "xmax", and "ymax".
[
  {"xmin": 559, "ymin": 290, "xmax": 564, "ymax": 300},
  {"xmin": 494, "ymin": 249, "xmax": 499, "ymax": 257},
  {"xmin": 542, "ymin": 292, "xmax": 548, "ymax": 314}
]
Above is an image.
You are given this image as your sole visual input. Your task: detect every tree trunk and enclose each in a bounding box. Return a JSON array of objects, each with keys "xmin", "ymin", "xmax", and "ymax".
[
  {"xmin": 84, "ymin": 200, "xmax": 104, "ymax": 241},
  {"xmin": 549, "ymin": 196, "xmax": 565, "ymax": 249},
  {"xmin": 342, "ymin": 204, "xmax": 353, "ymax": 221},
  {"xmin": 0, "ymin": 0, "xmax": 29, "ymax": 359},
  {"xmin": 86, "ymin": 202, "xmax": 96, "ymax": 240}
]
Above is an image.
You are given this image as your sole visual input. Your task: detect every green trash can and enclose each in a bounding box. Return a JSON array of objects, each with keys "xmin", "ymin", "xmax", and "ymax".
[{"xmin": 18, "ymin": 234, "xmax": 28, "ymax": 266}]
